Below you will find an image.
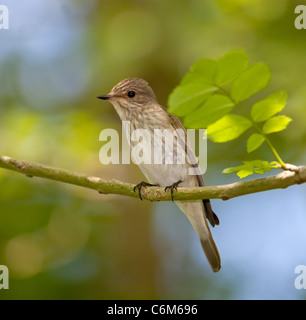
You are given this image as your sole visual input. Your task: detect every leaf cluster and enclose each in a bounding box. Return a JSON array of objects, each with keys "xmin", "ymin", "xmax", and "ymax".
[{"xmin": 168, "ymin": 50, "xmax": 291, "ymax": 177}]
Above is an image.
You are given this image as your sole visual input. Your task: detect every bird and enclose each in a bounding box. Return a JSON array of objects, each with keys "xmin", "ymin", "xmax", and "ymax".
[{"xmin": 97, "ymin": 78, "xmax": 221, "ymax": 272}]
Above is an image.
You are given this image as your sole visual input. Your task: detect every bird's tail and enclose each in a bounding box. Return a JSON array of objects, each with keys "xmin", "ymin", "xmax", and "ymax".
[{"xmin": 176, "ymin": 201, "xmax": 221, "ymax": 272}]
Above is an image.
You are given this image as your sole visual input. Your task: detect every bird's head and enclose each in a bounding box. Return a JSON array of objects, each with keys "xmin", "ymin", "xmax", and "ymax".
[{"xmin": 97, "ymin": 78, "xmax": 158, "ymax": 111}]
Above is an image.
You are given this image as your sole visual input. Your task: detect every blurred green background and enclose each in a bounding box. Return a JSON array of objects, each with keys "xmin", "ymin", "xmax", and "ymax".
[{"xmin": 1, "ymin": 0, "xmax": 306, "ymax": 299}]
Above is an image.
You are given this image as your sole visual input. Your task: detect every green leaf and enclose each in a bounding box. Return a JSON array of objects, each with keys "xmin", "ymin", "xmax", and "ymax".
[
  {"xmin": 222, "ymin": 160, "xmax": 275, "ymax": 179},
  {"xmin": 247, "ymin": 133, "xmax": 265, "ymax": 153},
  {"xmin": 222, "ymin": 167, "xmax": 239, "ymax": 174},
  {"xmin": 237, "ymin": 168, "xmax": 254, "ymax": 178},
  {"xmin": 262, "ymin": 115, "xmax": 292, "ymax": 134},
  {"xmin": 231, "ymin": 63, "xmax": 271, "ymax": 102},
  {"xmin": 181, "ymin": 58, "xmax": 217, "ymax": 85},
  {"xmin": 251, "ymin": 91, "xmax": 288, "ymax": 122},
  {"xmin": 183, "ymin": 95, "xmax": 234, "ymax": 128},
  {"xmin": 207, "ymin": 114, "xmax": 252, "ymax": 143},
  {"xmin": 269, "ymin": 161, "xmax": 280, "ymax": 167},
  {"xmin": 168, "ymin": 82, "xmax": 216, "ymax": 117},
  {"xmin": 214, "ymin": 49, "xmax": 249, "ymax": 86},
  {"xmin": 222, "ymin": 162, "xmax": 254, "ymax": 178}
]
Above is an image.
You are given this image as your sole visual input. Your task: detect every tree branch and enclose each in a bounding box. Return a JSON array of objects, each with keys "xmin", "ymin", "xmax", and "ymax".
[{"xmin": 0, "ymin": 155, "xmax": 305, "ymax": 201}]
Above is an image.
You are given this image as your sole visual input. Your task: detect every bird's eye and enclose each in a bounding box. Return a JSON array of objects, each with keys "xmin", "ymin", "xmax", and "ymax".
[{"xmin": 127, "ymin": 91, "xmax": 136, "ymax": 98}]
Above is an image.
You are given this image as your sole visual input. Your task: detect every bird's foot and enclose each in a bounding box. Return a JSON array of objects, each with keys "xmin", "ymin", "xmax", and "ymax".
[
  {"xmin": 133, "ymin": 181, "xmax": 159, "ymax": 201},
  {"xmin": 165, "ymin": 179, "xmax": 182, "ymax": 202}
]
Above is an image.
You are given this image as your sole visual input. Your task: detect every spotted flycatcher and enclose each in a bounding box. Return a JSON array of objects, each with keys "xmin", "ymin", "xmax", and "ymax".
[{"xmin": 98, "ymin": 78, "xmax": 221, "ymax": 272}]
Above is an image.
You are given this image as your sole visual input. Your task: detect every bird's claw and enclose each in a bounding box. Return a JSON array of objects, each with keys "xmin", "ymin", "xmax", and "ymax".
[
  {"xmin": 165, "ymin": 179, "xmax": 182, "ymax": 202},
  {"xmin": 133, "ymin": 181, "xmax": 159, "ymax": 201}
]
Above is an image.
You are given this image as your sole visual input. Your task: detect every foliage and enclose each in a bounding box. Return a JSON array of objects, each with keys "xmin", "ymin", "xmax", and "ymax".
[{"xmin": 168, "ymin": 50, "xmax": 292, "ymax": 178}]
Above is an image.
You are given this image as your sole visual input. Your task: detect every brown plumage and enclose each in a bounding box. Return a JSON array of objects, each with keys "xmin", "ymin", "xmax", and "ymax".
[{"xmin": 98, "ymin": 78, "xmax": 221, "ymax": 272}]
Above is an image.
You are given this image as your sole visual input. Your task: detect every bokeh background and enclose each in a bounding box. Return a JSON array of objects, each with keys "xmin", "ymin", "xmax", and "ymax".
[{"xmin": 1, "ymin": 0, "xmax": 306, "ymax": 299}]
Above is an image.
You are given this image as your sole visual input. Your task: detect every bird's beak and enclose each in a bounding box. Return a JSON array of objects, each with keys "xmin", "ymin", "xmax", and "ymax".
[{"xmin": 97, "ymin": 94, "xmax": 112, "ymax": 100}]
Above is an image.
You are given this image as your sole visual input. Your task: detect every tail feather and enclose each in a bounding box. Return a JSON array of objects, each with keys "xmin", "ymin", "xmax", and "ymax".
[
  {"xmin": 203, "ymin": 199, "xmax": 219, "ymax": 227},
  {"xmin": 176, "ymin": 201, "xmax": 221, "ymax": 272},
  {"xmin": 200, "ymin": 236, "xmax": 221, "ymax": 272}
]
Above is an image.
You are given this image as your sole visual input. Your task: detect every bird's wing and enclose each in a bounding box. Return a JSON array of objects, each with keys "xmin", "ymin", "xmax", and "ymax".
[{"xmin": 167, "ymin": 113, "xmax": 219, "ymax": 227}]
